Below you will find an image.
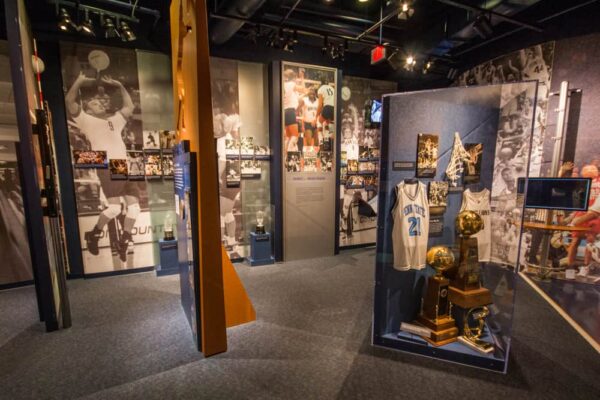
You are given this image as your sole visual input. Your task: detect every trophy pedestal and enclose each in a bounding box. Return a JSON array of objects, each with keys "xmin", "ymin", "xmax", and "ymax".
[
  {"xmin": 247, "ymin": 232, "xmax": 274, "ymax": 266},
  {"xmin": 448, "ymin": 286, "xmax": 492, "ymax": 309},
  {"xmin": 416, "ymin": 315, "xmax": 459, "ymax": 346},
  {"xmin": 458, "ymin": 335, "xmax": 494, "ymax": 354}
]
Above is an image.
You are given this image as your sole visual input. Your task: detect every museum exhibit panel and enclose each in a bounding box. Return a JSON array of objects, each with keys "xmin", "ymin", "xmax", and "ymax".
[
  {"xmin": 280, "ymin": 61, "xmax": 338, "ymax": 261},
  {"xmin": 211, "ymin": 57, "xmax": 273, "ymax": 262},
  {"xmin": 339, "ymin": 76, "xmax": 396, "ymax": 249},
  {"xmin": 373, "ymin": 82, "xmax": 538, "ymax": 372}
]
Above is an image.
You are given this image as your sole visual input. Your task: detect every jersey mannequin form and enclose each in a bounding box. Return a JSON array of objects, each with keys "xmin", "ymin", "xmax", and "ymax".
[{"xmin": 66, "ymin": 72, "xmax": 138, "ymax": 263}]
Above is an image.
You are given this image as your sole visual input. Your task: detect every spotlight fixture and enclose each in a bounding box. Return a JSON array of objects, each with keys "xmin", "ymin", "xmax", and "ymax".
[
  {"xmin": 119, "ymin": 20, "xmax": 136, "ymax": 41},
  {"xmin": 58, "ymin": 8, "xmax": 75, "ymax": 32},
  {"xmin": 398, "ymin": 1, "xmax": 415, "ymax": 20},
  {"xmin": 404, "ymin": 55, "xmax": 417, "ymax": 71},
  {"xmin": 472, "ymin": 14, "xmax": 493, "ymax": 39},
  {"xmin": 102, "ymin": 16, "xmax": 120, "ymax": 39},
  {"xmin": 423, "ymin": 60, "xmax": 432, "ymax": 74},
  {"xmin": 322, "ymin": 35, "xmax": 329, "ymax": 55},
  {"xmin": 80, "ymin": 9, "xmax": 95, "ymax": 36},
  {"xmin": 447, "ymin": 67, "xmax": 458, "ymax": 81}
]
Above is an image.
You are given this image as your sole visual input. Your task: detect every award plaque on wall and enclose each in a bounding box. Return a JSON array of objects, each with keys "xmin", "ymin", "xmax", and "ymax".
[
  {"xmin": 428, "ymin": 181, "xmax": 449, "ymax": 215},
  {"xmin": 416, "ymin": 133, "xmax": 439, "ymax": 177},
  {"xmin": 73, "ymin": 150, "xmax": 108, "ymax": 168},
  {"xmin": 144, "ymin": 150, "xmax": 162, "ymax": 179},
  {"xmin": 126, "ymin": 150, "xmax": 145, "ymax": 180},
  {"xmin": 464, "ymin": 143, "xmax": 483, "ymax": 183},
  {"xmin": 241, "ymin": 160, "xmax": 261, "ymax": 179},
  {"xmin": 226, "ymin": 159, "xmax": 241, "ymax": 187},
  {"xmin": 109, "ymin": 159, "xmax": 128, "ymax": 180}
]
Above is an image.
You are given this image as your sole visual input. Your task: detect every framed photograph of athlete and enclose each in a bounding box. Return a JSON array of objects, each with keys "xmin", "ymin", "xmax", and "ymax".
[
  {"xmin": 464, "ymin": 143, "xmax": 483, "ymax": 183},
  {"xmin": 416, "ymin": 133, "xmax": 439, "ymax": 177},
  {"xmin": 281, "ymin": 62, "xmax": 337, "ymax": 261}
]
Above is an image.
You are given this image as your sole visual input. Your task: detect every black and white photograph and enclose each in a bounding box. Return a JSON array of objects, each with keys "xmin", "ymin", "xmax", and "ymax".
[
  {"xmin": 286, "ymin": 151, "xmax": 301, "ymax": 172},
  {"xmin": 254, "ymin": 145, "xmax": 270, "ymax": 160},
  {"xmin": 320, "ymin": 151, "xmax": 333, "ymax": 172},
  {"xmin": 225, "ymin": 138, "xmax": 240, "ymax": 158},
  {"xmin": 428, "ymin": 181, "xmax": 449, "ymax": 215},
  {"xmin": 241, "ymin": 160, "xmax": 261, "ymax": 179},
  {"xmin": 143, "ymin": 130, "xmax": 160, "ymax": 150},
  {"xmin": 162, "ymin": 153, "xmax": 174, "ymax": 178},
  {"xmin": 61, "ymin": 42, "xmax": 160, "ymax": 273},
  {"xmin": 304, "ymin": 157, "xmax": 318, "ymax": 172},
  {"xmin": 144, "ymin": 151, "xmax": 162, "ymax": 179},
  {"xmin": 160, "ymin": 130, "xmax": 177, "ymax": 150},
  {"xmin": 0, "ymin": 161, "xmax": 33, "ymax": 285},
  {"xmin": 240, "ymin": 136, "xmax": 254, "ymax": 157},
  {"xmin": 416, "ymin": 133, "xmax": 439, "ymax": 177},
  {"xmin": 226, "ymin": 159, "xmax": 241, "ymax": 187},
  {"xmin": 359, "ymin": 145, "xmax": 370, "ymax": 160},
  {"xmin": 109, "ymin": 159, "xmax": 128, "ymax": 180},
  {"xmin": 464, "ymin": 143, "xmax": 483, "ymax": 183},
  {"xmin": 127, "ymin": 150, "xmax": 145, "ymax": 180}
]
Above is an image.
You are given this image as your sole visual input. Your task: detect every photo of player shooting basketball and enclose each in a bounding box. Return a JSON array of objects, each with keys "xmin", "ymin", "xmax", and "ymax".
[{"xmin": 64, "ymin": 48, "xmax": 141, "ymax": 266}]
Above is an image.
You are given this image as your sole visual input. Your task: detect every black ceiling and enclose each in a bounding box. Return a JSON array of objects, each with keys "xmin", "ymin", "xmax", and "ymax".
[{"xmin": 13, "ymin": 0, "xmax": 600, "ymax": 84}]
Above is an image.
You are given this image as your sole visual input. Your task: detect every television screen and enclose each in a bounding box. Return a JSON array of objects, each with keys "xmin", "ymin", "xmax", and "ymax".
[
  {"xmin": 518, "ymin": 178, "xmax": 591, "ymax": 211},
  {"xmin": 371, "ymin": 99, "xmax": 382, "ymax": 124}
]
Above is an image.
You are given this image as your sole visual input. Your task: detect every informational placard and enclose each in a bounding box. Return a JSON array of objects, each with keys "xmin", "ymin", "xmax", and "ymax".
[
  {"xmin": 174, "ymin": 140, "xmax": 201, "ymax": 350},
  {"xmin": 281, "ymin": 62, "xmax": 337, "ymax": 260}
]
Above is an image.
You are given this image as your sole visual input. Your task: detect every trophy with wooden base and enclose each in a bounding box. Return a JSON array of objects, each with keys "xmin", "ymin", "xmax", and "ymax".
[
  {"xmin": 416, "ymin": 245, "xmax": 459, "ymax": 346},
  {"xmin": 448, "ymin": 210, "xmax": 492, "ymax": 308}
]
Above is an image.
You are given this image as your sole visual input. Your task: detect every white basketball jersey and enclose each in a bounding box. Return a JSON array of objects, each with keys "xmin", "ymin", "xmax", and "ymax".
[
  {"xmin": 392, "ymin": 181, "xmax": 429, "ymax": 271},
  {"xmin": 460, "ymin": 188, "xmax": 492, "ymax": 263}
]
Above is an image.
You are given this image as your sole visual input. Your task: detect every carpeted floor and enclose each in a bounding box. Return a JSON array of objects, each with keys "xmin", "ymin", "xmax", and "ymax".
[{"xmin": 0, "ymin": 248, "xmax": 599, "ymax": 399}]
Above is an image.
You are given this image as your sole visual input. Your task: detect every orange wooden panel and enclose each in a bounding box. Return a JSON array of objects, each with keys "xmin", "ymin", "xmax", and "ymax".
[{"xmin": 222, "ymin": 246, "xmax": 256, "ymax": 328}]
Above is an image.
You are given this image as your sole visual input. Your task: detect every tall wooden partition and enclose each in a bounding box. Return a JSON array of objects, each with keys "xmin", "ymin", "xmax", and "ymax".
[{"xmin": 170, "ymin": 0, "xmax": 255, "ymax": 356}]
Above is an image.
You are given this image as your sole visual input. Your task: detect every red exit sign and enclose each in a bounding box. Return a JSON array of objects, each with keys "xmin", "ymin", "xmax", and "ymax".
[{"xmin": 371, "ymin": 45, "xmax": 387, "ymax": 65}]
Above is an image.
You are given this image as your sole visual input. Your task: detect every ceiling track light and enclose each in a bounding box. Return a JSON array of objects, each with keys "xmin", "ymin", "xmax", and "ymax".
[
  {"xmin": 119, "ymin": 20, "xmax": 136, "ymax": 42},
  {"xmin": 80, "ymin": 9, "xmax": 95, "ymax": 36},
  {"xmin": 102, "ymin": 15, "xmax": 120, "ymax": 39},
  {"xmin": 57, "ymin": 7, "xmax": 76, "ymax": 32},
  {"xmin": 398, "ymin": 1, "xmax": 415, "ymax": 20},
  {"xmin": 423, "ymin": 60, "xmax": 433, "ymax": 74},
  {"xmin": 404, "ymin": 55, "xmax": 417, "ymax": 71}
]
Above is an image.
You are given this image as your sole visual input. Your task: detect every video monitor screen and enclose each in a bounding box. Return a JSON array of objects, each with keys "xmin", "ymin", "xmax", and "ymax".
[
  {"xmin": 370, "ymin": 99, "xmax": 382, "ymax": 124},
  {"xmin": 518, "ymin": 178, "xmax": 591, "ymax": 211}
]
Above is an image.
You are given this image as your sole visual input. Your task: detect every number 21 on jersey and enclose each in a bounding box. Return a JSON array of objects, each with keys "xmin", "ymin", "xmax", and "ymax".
[{"xmin": 408, "ymin": 216, "xmax": 421, "ymax": 236}]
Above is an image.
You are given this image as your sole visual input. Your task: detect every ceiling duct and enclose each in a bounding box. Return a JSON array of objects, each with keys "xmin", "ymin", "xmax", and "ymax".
[{"xmin": 210, "ymin": 0, "xmax": 266, "ymax": 45}]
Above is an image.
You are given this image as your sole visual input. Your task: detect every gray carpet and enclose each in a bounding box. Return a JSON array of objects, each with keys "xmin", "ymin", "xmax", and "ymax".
[{"xmin": 0, "ymin": 248, "xmax": 599, "ymax": 399}]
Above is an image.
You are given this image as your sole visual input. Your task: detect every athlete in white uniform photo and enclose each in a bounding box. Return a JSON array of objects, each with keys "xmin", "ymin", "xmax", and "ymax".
[
  {"xmin": 66, "ymin": 72, "xmax": 139, "ymax": 263},
  {"xmin": 391, "ymin": 181, "xmax": 429, "ymax": 270},
  {"xmin": 460, "ymin": 188, "xmax": 492, "ymax": 262},
  {"xmin": 317, "ymin": 80, "xmax": 335, "ymax": 142},
  {"xmin": 302, "ymin": 89, "xmax": 319, "ymax": 147}
]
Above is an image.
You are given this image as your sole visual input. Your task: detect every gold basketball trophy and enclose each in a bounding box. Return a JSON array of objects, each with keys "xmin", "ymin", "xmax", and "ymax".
[
  {"xmin": 448, "ymin": 210, "xmax": 492, "ymax": 307},
  {"xmin": 416, "ymin": 246, "xmax": 459, "ymax": 346},
  {"xmin": 448, "ymin": 210, "xmax": 494, "ymax": 353}
]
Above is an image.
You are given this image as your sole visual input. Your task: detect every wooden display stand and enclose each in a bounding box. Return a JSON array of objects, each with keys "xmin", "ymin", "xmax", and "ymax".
[{"xmin": 416, "ymin": 274, "xmax": 459, "ymax": 346}]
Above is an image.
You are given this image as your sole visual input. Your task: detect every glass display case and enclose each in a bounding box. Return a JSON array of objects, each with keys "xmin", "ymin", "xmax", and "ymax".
[{"xmin": 372, "ymin": 82, "xmax": 538, "ymax": 372}]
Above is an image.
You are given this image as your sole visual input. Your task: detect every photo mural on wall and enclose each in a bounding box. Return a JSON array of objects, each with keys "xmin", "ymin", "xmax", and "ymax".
[
  {"xmin": 60, "ymin": 43, "xmax": 174, "ymax": 274},
  {"xmin": 339, "ymin": 76, "xmax": 396, "ymax": 247},
  {"xmin": 455, "ymin": 44, "xmax": 555, "ymax": 266}
]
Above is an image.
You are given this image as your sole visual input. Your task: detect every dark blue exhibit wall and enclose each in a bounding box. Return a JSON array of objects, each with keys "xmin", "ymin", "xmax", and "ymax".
[
  {"xmin": 375, "ymin": 86, "xmax": 502, "ymax": 334},
  {"xmin": 37, "ymin": 40, "xmax": 84, "ymax": 277}
]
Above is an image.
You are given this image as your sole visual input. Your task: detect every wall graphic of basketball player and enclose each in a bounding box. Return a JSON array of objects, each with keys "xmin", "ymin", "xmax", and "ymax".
[{"xmin": 66, "ymin": 72, "xmax": 140, "ymax": 263}]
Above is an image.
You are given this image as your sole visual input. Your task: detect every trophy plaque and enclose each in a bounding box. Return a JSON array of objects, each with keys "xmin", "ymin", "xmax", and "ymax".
[
  {"xmin": 416, "ymin": 245, "xmax": 459, "ymax": 346},
  {"xmin": 448, "ymin": 210, "xmax": 492, "ymax": 308},
  {"xmin": 457, "ymin": 306, "xmax": 494, "ymax": 354},
  {"xmin": 163, "ymin": 213, "xmax": 175, "ymax": 241}
]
